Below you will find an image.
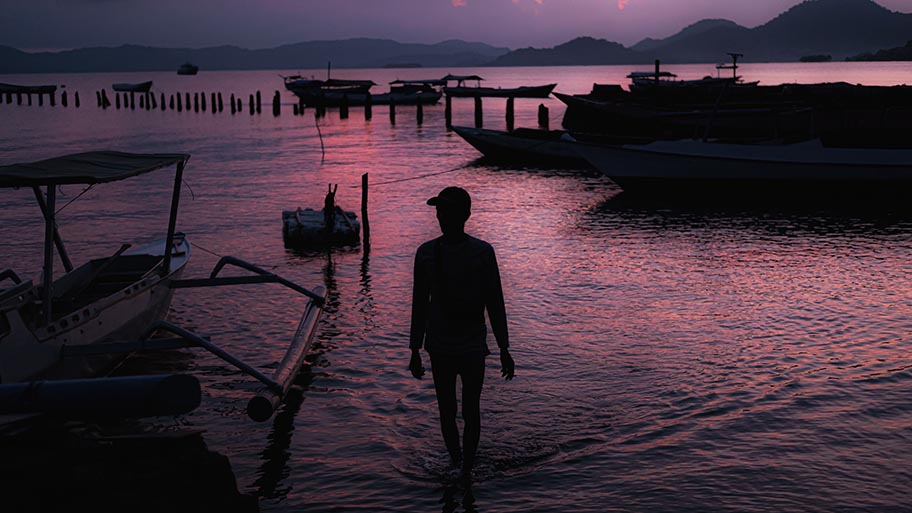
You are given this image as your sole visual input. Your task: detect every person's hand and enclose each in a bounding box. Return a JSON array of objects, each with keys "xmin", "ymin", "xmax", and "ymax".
[
  {"xmin": 500, "ymin": 349, "xmax": 515, "ymax": 381},
  {"xmin": 409, "ymin": 350, "xmax": 425, "ymax": 379}
]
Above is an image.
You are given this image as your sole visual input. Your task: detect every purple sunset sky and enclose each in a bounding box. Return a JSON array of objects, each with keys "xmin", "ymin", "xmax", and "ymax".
[{"xmin": 2, "ymin": 0, "xmax": 910, "ymax": 51}]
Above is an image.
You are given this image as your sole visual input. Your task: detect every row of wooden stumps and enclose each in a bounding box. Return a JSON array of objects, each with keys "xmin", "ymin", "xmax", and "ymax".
[
  {"xmin": 6, "ymin": 87, "xmax": 552, "ymax": 130},
  {"xmin": 0, "ymin": 90, "xmax": 80, "ymax": 108},
  {"xmin": 92, "ymin": 89, "xmax": 273, "ymax": 115}
]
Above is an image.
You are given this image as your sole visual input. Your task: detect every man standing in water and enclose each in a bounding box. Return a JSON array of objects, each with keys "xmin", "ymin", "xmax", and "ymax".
[{"xmin": 409, "ymin": 186, "xmax": 515, "ymax": 486}]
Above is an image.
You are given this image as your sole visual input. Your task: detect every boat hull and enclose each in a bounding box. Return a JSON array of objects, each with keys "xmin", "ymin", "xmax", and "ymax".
[
  {"xmin": 576, "ymin": 141, "xmax": 912, "ymax": 200},
  {"xmin": 112, "ymin": 81, "xmax": 153, "ymax": 93},
  {"xmin": 443, "ymin": 84, "xmax": 556, "ymax": 98},
  {"xmin": 0, "ymin": 238, "xmax": 190, "ymax": 383},
  {"xmin": 293, "ymin": 90, "xmax": 442, "ymax": 107},
  {"xmin": 453, "ymin": 126, "xmax": 591, "ymax": 168}
]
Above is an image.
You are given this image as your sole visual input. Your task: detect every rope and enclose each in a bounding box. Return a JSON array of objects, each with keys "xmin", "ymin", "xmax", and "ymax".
[
  {"xmin": 356, "ymin": 163, "xmax": 467, "ymax": 188},
  {"xmin": 190, "ymin": 241, "xmax": 225, "ymax": 259},
  {"xmin": 55, "ymin": 184, "xmax": 95, "ymax": 215}
]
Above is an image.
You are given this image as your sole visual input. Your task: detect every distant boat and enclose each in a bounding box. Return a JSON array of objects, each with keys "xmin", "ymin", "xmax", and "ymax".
[
  {"xmin": 112, "ymin": 81, "xmax": 153, "ymax": 93},
  {"xmin": 177, "ymin": 62, "xmax": 199, "ymax": 75},
  {"xmin": 441, "ymin": 75, "xmax": 556, "ymax": 98},
  {"xmin": 0, "ymin": 83, "xmax": 57, "ymax": 95}
]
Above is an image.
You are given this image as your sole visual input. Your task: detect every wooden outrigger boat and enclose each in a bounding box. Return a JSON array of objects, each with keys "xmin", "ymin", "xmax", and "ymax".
[
  {"xmin": 441, "ymin": 75, "xmax": 556, "ymax": 98},
  {"xmin": 0, "ymin": 83, "xmax": 58, "ymax": 95},
  {"xmin": 112, "ymin": 81, "xmax": 153, "ymax": 93},
  {"xmin": 0, "ymin": 152, "xmax": 326, "ymax": 424}
]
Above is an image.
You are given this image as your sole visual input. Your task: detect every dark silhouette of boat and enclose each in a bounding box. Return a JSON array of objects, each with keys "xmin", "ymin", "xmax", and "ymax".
[
  {"xmin": 177, "ymin": 62, "xmax": 199, "ymax": 75},
  {"xmin": 112, "ymin": 81, "xmax": 153, "ymax": 93},
  {"xmin": 441, "ymin": 75, "xmax": 556, "ymax": 98},
  {"xmin": 283, "ymin": 77, "xmax": 442, "ymax": 107},
  {"xmin": 0, "ymin": 83, "xmax": 57, "ymax": 95}
]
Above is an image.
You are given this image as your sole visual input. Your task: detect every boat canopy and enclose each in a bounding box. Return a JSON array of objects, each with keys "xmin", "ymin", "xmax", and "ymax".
[
  {"xmin": 0, "ymin": 151, "xmax": 190, "ymax": 187},
  {"xmin": 390, "ymin": 79, "xmax": 447, "ymax": 86},
  {"xmin": 627, "ymin": 71, "xmax": 678, "ymax": 79},
  {"xmin": 441, "ymin": 74, "xmax": 484, "ymax": 82}
]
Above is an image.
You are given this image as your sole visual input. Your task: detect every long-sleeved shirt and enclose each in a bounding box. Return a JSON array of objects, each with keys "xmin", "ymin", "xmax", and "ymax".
[{"xmin": 410, "ymin": 234, "xmax": 509, "ymax": 356}]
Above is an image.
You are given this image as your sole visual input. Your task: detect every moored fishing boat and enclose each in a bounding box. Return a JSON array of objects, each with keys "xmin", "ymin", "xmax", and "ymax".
[
  {"xmin": 575, "ymin": 138, "xmax": 912, "ymax": 199},
  {"xmin": 441, "ymin": 74, "xmax": 556, "ymax": 98},
  {"xmin": 0, "ymin": 83, "xmax": 58, "ymax": 95},
  {"xmin": 112, "ymin": 80, "xmax": 153, "ymax": 93},
  {"xmin": 0, "ymin": 151, "xmax": 327, "ymax": 423}
]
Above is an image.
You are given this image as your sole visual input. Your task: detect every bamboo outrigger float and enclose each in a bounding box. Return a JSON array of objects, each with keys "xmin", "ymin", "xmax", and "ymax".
[{"xmin": 0, "ymin": 152, "xmax": 325, "ymax": 425}]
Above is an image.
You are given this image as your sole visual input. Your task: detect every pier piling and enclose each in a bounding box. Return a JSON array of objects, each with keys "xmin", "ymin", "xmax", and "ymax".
[
  {"xmin": 61, "ymin": 91, "xmax": 68, "ymax": 107},
  {"xmin": 256, "ymin": 91, "xmax": 262, "ymax": 114},
  {"xmin": 445, "ymin": 95, "xmax": 452, "ymax": 129},
  {"xmin": 139, "ymin": 95, "xmax": 145, "ymax": 109},
  {"xmin": 161, "ymin": 92, "xmax": 166, "ymax": 111},
  {"xmin": 74, "ymin": 92, "xmax": 80, "ymax": 108},
  {"xmin": 236, "ymin": 97, "xmax": 241, "ymax": 113},
  {"xmin": 201, "ymin": 92, "xmax": 207, "ymax": 112},
  {"xmin": 177, "ymin": 93, "xmax": 183, "ymax": 112},
  {"xmin": 194, "ymin": 93, "xmax": 199, "ymax": 113},
  {"xmin": 249, "ymin": 94, "xmax": 254, "ymax": 115},
  {"xmin": 340, "ymin": 95, "xmax": 349, "ymax": 119},
  {"xmin": 506, "ymin": 97, "xmax": 514, "ymax": 132},
  {"xmin": 389, "ymin": 98, "xmax": 396, "ymax": 124},
  {"xmin": 29, "ymin": 93, "xmax": 34, "ymax": 106},
  {"xmin": 49, "ymin": 92, "xmax": 55, "ymax": 107},
  {"xmin": 272, "ymin": 91, "xmax": 280, "ymax": 116},
  {"xmin": 362, "ymin": 173, "xmax": 370, "ymax": 249},
  {"xmin": 38, "ymin": 93, "xmax": 43, "ymax": 107},
  {"xmin": 474, "ymin": 96, "xmax": 483, "ymax": 128},
  {"xmin": 217, "ymin": 92, "xmax": 223, "ymax": 112},
  {"xmin": 230, "ymin": 94, "xmax": 236, "ymax": 114},
  {"xmin": 102, "ymin": 90, "xmax": 111, "ymax": 109},
  {"xmin": 129, "ymin": 91, "xmax": 135, "ymax": 110},
  {"xmin": 293, "ymin": 104, "xmax": 299, "ymax": 116},
  {"xmin": 116, "ymin": 93, "xmax": 121, "ymax": 109},
  {"xmin": 365, "ymin": 92, "xmax": 372, "ymax": 120},
  {"xmin": 170, "ymin": 94, "xmax": 175, "ymax": 111},
  {"xmin": 538, "ymin": 104, "xmax": 549, "ymax": 130},
  {"xmin": 211, "ymin": 92, "xmax": 216, "ymax": 114},
  {"xmin": 185, "ymin": 92, "xmax": 190, "ymax": 110},
  {"xmin": 16, "ymin": 93, "xmax": 22, "ymax": 105},
  {"xmin": 417, "ymin": 101, "xmax": 424, "ymax": 125}
]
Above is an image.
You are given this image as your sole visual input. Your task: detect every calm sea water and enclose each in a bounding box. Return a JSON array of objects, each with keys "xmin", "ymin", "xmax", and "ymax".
[{"xmin": 2, "ymin": 63, "xmax": 912, "ymax": 512}]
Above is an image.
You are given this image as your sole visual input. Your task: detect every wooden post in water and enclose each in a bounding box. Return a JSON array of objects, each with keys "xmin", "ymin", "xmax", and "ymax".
[
  {"xmin": 538, "ymin": 103, "xmax": 549, "ymax": 130},
  {"xmin": 38, "ymin": 92, "xmax": 44, "ymax": 107},
  {"xmin": 389, "ymin": 97, "xmax": 396, "ymax": 124},
  {"xmin": 474, "ymin": 96, "xmax": 483, "ymax": 128},
  {"xmin": 0, "ymin": 93, "xmax": 5, "ymax": 104},
  {"xmin": 193, "ymin": 93, "xmax": 199, "ymax": 113},
  {"xmin": 340, "ymin": 94, "xmax": 349, "ymax": 119},
  {"xmin": 185, "ymin": 92, "xmax": 190, "ymax": 109},
  {"xmin": 256, "ymin": 91, "xmax": 262, "ymax": 114},
  {"xmin": 293, "ymin": 103, "xmax": 299, "ymax": 116},
  {"xmin": 364, "ymin": 92, "xmax": 372, "ymax": 120},
  {"xmin": 170, "ymin": 94, "xmax": 176, "ymax": 111},
  {"xmin": 176, "ymin": 93, "xmax": 183, "ymax": 112},
  {"xmin": 230, "ymin": 94, "xmax": 236, "ymax": 114},
  {"xmin": 150, "ymin": 92, "xmax": 157, "ymax": 110},
  {"xmin": 217, "ymin": 92, "xmax": 223, "ymax": 112},
  {"xmin": 116, "ymin": 93, "xmax": 121, "ymax": 109},
  {"xmin": 236, "ymin": 97, "xmax": 242, "ymax": 113},
  {"xmin": 102, "ymin": 90, "xmax": 111, "ymax": 109},
  {"xmin": 211, "ymin": 92, "xmax": 216, "ymax": 113},
  {"xmin": 74, "ymin": 91, "xmax": 80, "ymax": 108},
  {"xmin": 200, "ymin": 92, "xmax": 206, "ymax": 112},
  {"xmin": 445, "ymin": 95, "xmax": 452, "ymax": 129},
  {"xmin": 361, "ymin": 173, "xmax": 370, "ymax": 249},
  {"xmin": 249, "ymin": 94, "xmax": 255, "ymax": 115},
  {"xmin": 417, "ymin": 101, "xmax": 424, "ymax": 125},
  {"xmin": 29, "ymin": 93, "xmax": 34, "ymax": 106},
  {"xmin": 139, "ymin": 94, "xmax": 145, "ymax": 109},
  {"xmin": 161, "ymin": 92, "xmax": 166, "ymax": 111},
  {"xmin": 272, "ymin": 91, "xmax": 280, "ymax": 116},
  {"xmin": 16, "ymin": 93, "xmax": 22, "ymax": 105},
  {"xmin": 49, "ymin": 91, "xmax": 55, "ymax": 107},
  {"xmin": 128, "ymin": 91, "xmax": 134, "ymax": 110},
  {"xmin": 61, "ymin": 91, "xmax": 68, "ymax": 107},
  {"xmin": 506, "ymin": 97, "xmax": 514, "ymax": 132}
]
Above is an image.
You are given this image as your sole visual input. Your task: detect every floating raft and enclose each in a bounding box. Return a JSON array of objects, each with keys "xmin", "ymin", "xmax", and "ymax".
[{"xmin": 282, "ymin": 207, "xmax": 361, "ymax": 246}]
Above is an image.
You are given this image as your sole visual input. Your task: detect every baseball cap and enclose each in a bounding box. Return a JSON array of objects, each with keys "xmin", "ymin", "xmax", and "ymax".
[{"xmin": 426, "ymin": 186, "xmax": 471, "ymax": 211}]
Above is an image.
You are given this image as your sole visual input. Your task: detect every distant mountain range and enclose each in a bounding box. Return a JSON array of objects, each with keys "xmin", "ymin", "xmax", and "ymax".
[
  {"xmin": 848, "ymin": 40, "xmax": 912, "ymax": 60},
  {"xmin": 492, "ymin": 0, "xmax": 912, "ymax": 65},
  {"xmin": 0, "ymin": 39, "xmax": 509, "ymax": 74},
  {"xmin": 1, "ymin": 0, "xmax": 910, "ymax": 73}
]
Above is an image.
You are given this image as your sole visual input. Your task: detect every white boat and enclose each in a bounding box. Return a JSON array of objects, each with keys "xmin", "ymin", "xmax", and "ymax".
[
  {"xmin": 0, "ymin": 151, "xmax": 327, "ymax": 423},
  {"xmin": 575, "ymin": 139, "xmax": 912, "ymax": 199}
]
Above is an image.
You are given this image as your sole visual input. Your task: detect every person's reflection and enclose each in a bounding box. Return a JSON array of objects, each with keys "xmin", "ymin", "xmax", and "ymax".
[{"xmin": 439, "ymin": 484, "xmax": 479, "ymax": 513}]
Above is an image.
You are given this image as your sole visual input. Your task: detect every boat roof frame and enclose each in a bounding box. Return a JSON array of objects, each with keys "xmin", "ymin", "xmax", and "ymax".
[{"xmin": 0, "ymin": 151, "xmax": 190, "ymax": 326}]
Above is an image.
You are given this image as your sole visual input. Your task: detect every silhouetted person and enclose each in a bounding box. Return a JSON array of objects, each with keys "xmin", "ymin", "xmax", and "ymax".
[
  {"xmin": 409, "ymin": 186, "xmax": 514, "ymax": 487},
  {"xmin": 323, "ymin": 183, "xmax": 338, "ymax": 236}
]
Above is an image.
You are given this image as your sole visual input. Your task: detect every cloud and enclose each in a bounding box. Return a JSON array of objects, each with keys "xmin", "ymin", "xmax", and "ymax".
[
  {"xmin": 618, "ymin": 0, "xmax": 631, "ymax": 10},
  {"xmin": 451, "ymin": 0, "xmax": 466, "ymax": 6}
]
